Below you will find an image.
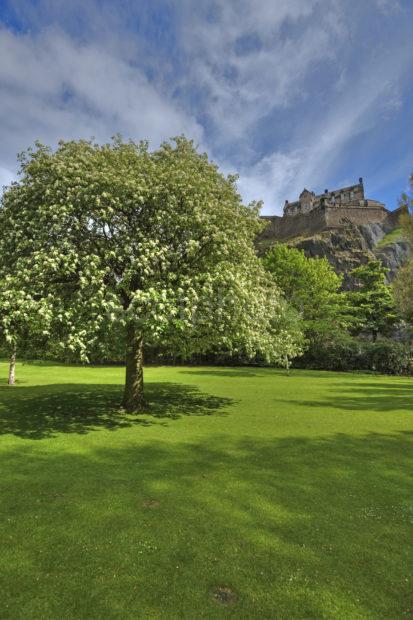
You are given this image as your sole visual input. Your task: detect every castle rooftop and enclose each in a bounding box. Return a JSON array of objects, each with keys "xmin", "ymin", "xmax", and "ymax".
[{"xmin": 283, "ymin": 178, "xmax": 384, "ymax": 217}]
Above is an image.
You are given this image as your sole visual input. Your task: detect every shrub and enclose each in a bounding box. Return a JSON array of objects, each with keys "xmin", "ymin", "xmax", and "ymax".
[
  {"xmin": 362, "ymin": 339, "xmax": 412, "ymax": 375},
  {"xmin": 296, "ymin": 334, "xmax": 412, "ymax": 375}
]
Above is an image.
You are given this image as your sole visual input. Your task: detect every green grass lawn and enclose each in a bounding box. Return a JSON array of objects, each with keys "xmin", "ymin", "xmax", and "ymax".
[{"xmin": 0, "ymin": 363, "xmax": 412, "ymax": 619}]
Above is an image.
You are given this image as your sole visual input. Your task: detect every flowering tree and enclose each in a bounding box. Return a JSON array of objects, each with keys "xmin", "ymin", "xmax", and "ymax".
[{"xmin": 0, "ymin": 137, "xmax": 302, "ymax": 410}]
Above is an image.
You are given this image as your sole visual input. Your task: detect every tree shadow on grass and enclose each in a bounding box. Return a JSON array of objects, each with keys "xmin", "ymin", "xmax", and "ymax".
[
  {"xmin": 275, "ymin": 379, "xmax": 413, "ymax": 413},
  {"xmin": 0, "ymin": 382, "xmax": 234, "ymax": 439},
  {"xmin": 0, "ymin": 431, "xmax": 412, "ymax": 617}
]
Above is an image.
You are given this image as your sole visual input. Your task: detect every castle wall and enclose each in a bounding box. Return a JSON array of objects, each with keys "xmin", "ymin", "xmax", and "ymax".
[
  {"xmin": 260, "ymin": 203, "xmax": 393, "ymax": 242},
  {"xmin": 260, "ymin": 206, "xmax": 328, "ymax": 241},
  {"xmin": 324, "ymin": 205, "xmax": 388, "ymax": 227}
]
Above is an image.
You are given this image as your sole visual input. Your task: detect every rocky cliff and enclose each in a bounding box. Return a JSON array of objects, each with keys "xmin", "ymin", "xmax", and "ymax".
[{"xmin": 259, "ymin": 221, "xmax": 410, "ymax": 289}]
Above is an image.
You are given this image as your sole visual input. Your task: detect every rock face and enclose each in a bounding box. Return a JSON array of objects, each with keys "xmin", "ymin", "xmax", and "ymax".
[
  {"xmin": 272, "ymin": 222, "xmax": 410, "ymax": 289},
  {"xmin": 375, "ymin": 240, "xmax": 411, "ymax": 282},
  {"xmin": 258, "ymin": 196, "xmax": 411, "ymax": 287}
]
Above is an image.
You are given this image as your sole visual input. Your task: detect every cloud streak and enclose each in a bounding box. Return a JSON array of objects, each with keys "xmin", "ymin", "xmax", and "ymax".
[
  {"xmin": 0, "ymin": 24, "xmax": 203, "ymax": 171},
  {"xmin": 178, "ymin": 0, "xmax": 343, "ymax": 142}
]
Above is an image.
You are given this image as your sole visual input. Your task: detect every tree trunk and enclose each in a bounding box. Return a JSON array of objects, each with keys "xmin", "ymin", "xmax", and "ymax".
[
  {"xmin": 122, "ymin": 323, "xmax": 144, "ymax": 412},
  {"xmin": 8, "ymin": 346, "xmax": 16, "ymax": 386}
]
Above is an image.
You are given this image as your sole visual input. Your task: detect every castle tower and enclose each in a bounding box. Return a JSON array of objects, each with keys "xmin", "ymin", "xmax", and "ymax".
[{"xmin": 299, "ymin": 189, "xmax": 315, "ymax": 213}]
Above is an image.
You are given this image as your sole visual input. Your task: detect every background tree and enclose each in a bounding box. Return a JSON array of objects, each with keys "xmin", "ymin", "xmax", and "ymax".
[
  {"xmin": 393, "ymin": 263, "xmax": 413, "ymax": 322},
  {"xmin": 398, "ymin": 179, "xmax": 413, "ymax": 242},
  {"xmin": 263, "ymin": 243, "xmax": 352, "ymax": 345},
  {"xmin": 394, "ymin": 186, "xmax": 413, "ymax": 322},
  {"xmin": 0, "ymin": 137, "xmax": 303, "ymax": 410},
  {"xmin": 262, "ymin": 244, "xmax": 410, "ymax": 374},
  {"xmin": 0, "ymin": 238, "xmax": 51, "ymax": 384},
  {"xmin": 348, "ymin": 260, "xmax": 398, "ymax": 340}
]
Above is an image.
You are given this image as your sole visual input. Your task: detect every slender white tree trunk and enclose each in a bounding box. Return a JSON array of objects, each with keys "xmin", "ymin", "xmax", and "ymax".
[{"xmin": 8, "ymin": 346, "xmax": 16, "ymax": 385}]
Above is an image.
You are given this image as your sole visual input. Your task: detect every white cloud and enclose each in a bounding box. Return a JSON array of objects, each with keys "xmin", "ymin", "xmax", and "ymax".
[
  {"xmin": 236, "ymin": 151, "xmax": 304, "ymax": 213},
  {"xmin": 375, "ymin": 0, "xmax": 401, "ymax": 15},
  {"xmin": 0, "ymin": 26, "xmax": 203, "ymax": 174},
  {"xmin": 179, "ymin": 0, "xmax": 345, "ymax": 141}
]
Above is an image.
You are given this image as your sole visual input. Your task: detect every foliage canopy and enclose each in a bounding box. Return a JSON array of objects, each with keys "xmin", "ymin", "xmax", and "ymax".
[
  {"xmin": 394, "ymin": 179, "xmax": 413, "ymax": 322},
  {"xmin": 263, "ymin": 243, "xmax": 352, "ymax": 344},
  {"xmin": 348, "ymin": 260, "xmax": 398, "ymax": 339}
]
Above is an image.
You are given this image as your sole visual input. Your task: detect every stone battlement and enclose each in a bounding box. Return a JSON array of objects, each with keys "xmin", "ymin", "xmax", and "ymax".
[{"xmin": 259, "ymin": 179, "xmax": 400, "ymax": 242}]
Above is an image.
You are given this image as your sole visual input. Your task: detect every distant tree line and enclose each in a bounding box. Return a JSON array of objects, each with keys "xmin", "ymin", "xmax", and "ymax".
[{"xmin": 264, "ymin": 245, "xmax": 411, "ymax": 374}]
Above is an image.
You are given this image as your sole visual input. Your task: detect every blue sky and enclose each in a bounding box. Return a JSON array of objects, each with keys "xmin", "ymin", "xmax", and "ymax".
[{"xmin": 0, "ymin": 0, "xmax": 412, "ymax": 214}]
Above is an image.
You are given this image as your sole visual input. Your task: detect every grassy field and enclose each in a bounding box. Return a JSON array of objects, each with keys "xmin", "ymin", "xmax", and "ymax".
[{"xmin": 0, "ymin": 363, "xmax": 412, "ymax": 619}]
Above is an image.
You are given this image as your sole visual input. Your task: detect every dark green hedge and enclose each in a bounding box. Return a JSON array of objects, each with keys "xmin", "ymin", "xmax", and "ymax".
[{"xmin": 296, "ymin": 335, "xmax": 412, "ymax": 375}]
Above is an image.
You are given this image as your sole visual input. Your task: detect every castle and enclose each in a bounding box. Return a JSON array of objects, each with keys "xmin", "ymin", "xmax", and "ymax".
[{"xmin": 259, "ymin": 178, "xmax": 402, "ymax": 241}]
